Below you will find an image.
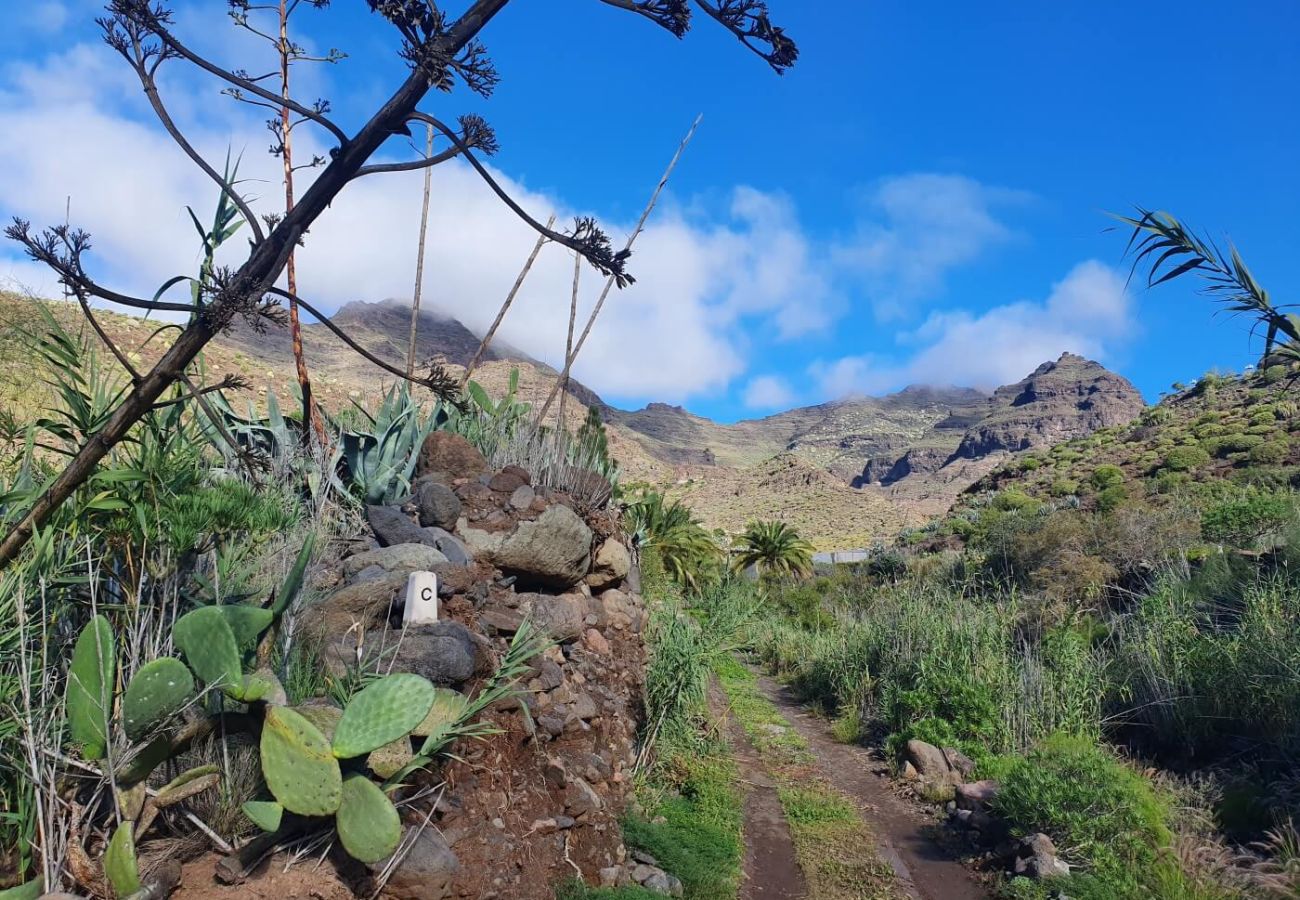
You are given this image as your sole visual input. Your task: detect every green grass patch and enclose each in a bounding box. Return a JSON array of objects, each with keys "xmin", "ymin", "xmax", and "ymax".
[{"xmin": 623, "ymin": 751, "xmax": 743, "ymax": 900}]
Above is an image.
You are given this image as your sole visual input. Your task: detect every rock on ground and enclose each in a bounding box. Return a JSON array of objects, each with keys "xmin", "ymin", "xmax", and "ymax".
[
  {"xmin": 416, "ymin": 432, "xmax": 488, "ymax": 482},
  {"xmin": 493, "ymin": 505, "xmax": 593, "ymax": 589}
]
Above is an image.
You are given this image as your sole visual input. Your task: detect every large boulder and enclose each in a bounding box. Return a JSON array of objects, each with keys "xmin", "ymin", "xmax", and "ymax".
[
  {"xmin": 494, "ymin": 505, "xmax": 593, "ymax": 589},
  {"xmin": 523, "ymin": 592, "xmax": 587, "ymax": 643},
  {"xmin": 391, "ymin": 621, "xmax": 477, "ymax": 686},
  {"xmin": 586, "ymin": 538, "xmax": 631, "ymax": 590},
  {"xmin": 416, "ymin": 479, "xmax": 462, "ymax": 530},
  {"xmin": 342, "ymin": 543, "xmax": 446, "ymax": 579},
  {"xmin": 367, "ymin": 505, "xmax": 430, "ymax": 547},
  {"xmin": 902, "ymin": 739, "xmax": 958, "ymax": 783},
  {"xmin": 416, "ymin": 432, "xmax": 488, "ymax": 482},
  {"xmin": 376, "ymin": 827, "xmax": 460, "ymax": 900}
]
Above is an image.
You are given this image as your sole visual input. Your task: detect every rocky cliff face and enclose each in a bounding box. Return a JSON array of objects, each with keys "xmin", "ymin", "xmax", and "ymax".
[{"xmin": 950, "ymin": 353, "xmax": 1147, "ymax": 460}]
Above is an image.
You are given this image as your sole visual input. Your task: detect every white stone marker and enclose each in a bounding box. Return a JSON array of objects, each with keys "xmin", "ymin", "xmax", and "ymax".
[{"xmin": 403, "ymin": 571, "xmax": 439, "ymax": 626}]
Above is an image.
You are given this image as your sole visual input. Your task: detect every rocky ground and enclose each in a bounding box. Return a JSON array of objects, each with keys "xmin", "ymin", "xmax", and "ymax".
[{"xmin": 173, "ymin": 432, "xmax": 665, "ymax": 900}]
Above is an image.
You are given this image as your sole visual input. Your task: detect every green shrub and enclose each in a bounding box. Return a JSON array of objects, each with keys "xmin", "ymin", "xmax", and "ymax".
[
  {"xmin": 993, "ymin": 489, "xmax": 1041, "ymax": 513},
  {"xmin": 1049, "ymin": 479, "xmax": 1079, "ymax": 498},
  {"xmin": 1162, "ymin": 445, "xmax": 1210, "ymax": 472},
  {"xmin": 1089, "ymin": 465, "xmax": 1124, "ymax": 491},
  {"xmin": 1094, "ymin": 484, "xmax": 1128, "ymax": 513},
  {"xmin": 1264, "ymin": 364, "xmax": 1288, "ymax": 384},
  {"xmin": 991, "ymin": 734, "xmax": 1171, "ymax": 890},
  {"xmin": 1018, "ymin": 456, "xmax": 1042, "ymax": 472},
  {"xmin": 1203, "ymin": 433, "xmax": 1263, "ymax": 458},
  {"xmin": 1201, "ymin": 492, "xmax": 1294, "ymax": 547},
  {"xmin": 1249, "ymin": 439, "xmax": 1289, "ymax": 466}
]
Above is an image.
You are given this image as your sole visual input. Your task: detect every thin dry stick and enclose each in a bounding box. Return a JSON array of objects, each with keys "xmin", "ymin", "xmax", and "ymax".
[
  {"xmin": 557, "ymin": 250, "xmax": 581, "ymax": 432},
  {"xmin": 460, "ymin": 214, "xmax": 556, "ymax": 388},
  {"xmin": 406, "ymin": 121, "xmax": 435, "ymax": 377},
  {"xmin": 537, "ymin": 114, "xmax": 702, "ymax": 420},
  {"xmin": 277, "ymin": 0, "xmax": 326, "ymax": 445}
]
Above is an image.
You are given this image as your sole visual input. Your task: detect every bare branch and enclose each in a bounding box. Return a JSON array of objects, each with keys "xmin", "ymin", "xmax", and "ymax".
[
  {"xmin": 70, "ymin": 287, "xmax": 143, "ymax": 384},
  {"xmin": 409, "ymin": 112, "xmax": 634, "ymax": 286},
  {"xmin": 596, "ymin": 0, "xmax": 691, "ymax": 36},
  {"xmin": 106, "ymin": 0, "xmax": 350, "ymax": 145},
  {"xmin": 149, "ymin": 374, "xmax": 249, "ymax": 411},
  {"xmin": 4, "ymin": 219, "xmax": 201, "ymax": 315},
  {"xmin": 266, "ymin": 287, "xmax": 459, "ymax": 401},
  {"xmin": 352, "ymin": 113, "xmax": 496, "ymax": 178},
  {"xmin": 692, "ymin": 0, "xmax": 797, "ymax": 72},
  {"xmin": 127, "ymin": 55, "xmax": 268, "ymax": 245}
]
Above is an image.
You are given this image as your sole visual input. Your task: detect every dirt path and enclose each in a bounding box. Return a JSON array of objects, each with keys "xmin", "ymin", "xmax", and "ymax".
[
  {"xmin": 752, "ymin": 673, "xmax": 988, "ymax": 900},
  {"xmin": 709, "ymin": 683, "xmax": 808, "ymax": 899}
]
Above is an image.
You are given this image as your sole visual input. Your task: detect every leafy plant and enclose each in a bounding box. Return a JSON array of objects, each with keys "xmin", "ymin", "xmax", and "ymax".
[
  {"xmin": 1117, "ymin": 208, "xmax": 1298, "ymax": 367},
  {"xmin": 340, "ymin": 383, "xmax": 438, "ymax": 505},
  {"xmin": 732, "ymin": 520, "xmax": 815, "ymax": 578}
]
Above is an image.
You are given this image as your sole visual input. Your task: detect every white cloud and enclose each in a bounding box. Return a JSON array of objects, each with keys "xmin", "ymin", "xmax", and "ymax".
[
  {"xmin": 742, "ymin": 374, "xmax": 796, "ymax": 410},
  {"xmin": 832, "ymin": 173, "xmax": 1032, "ymax": 319},
  {"xmin": 0, "ymin": 38, "xmax": 830, "ymax": 405},
  {"xmin": 811, "ymin": 261, "xmax": 1135, "ymax": 396},
  {"xmin": 22, "ymin": 3, "xmax": 70, "ymax": 34}
]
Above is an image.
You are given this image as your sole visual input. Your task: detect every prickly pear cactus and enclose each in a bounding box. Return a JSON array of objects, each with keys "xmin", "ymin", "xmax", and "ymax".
[
  {"xmin": 367, "ymin": 737, "xmax": 414, "ymax": 779},
  {"xmin": 218, "ymin": 605, "xmax": 275, "ymax": 652},
  {"xmin": 332, "ymin": 674, "xmax": 436, "ymax": 759},
  {"xmin": 155, "ymin": 765, "xmax": 221, "ymax": 807},
  {"xmin": 295, "ymin": 703, "xmax": 342, "ymax": 741},
  {"xmin": 412, "ymin": 687, "xmax": 468, "ymax": 739},
  {"xmin": 104, "ymin": 821, "xmax": 141, "ymax": 897},
  {"xmin": 66, "ymin": 614, "xmax": 115, "ymax": 760},
  {"xmin": 115, "ymin": 733, "xmax": 176, "ymax": 787},
  {"xmin": 260, "ymin": 706, "xmax": 342, "ymax": 816},
  {"xmin": 121, "ymin": 658, "xmax": 195, "ymax": 742},
  {"xmin": 241, "ymin": 800, "xmax": 283, "ymax": 833},
  {"xmin": 336, "ymin": 774, "xmax": 402, "ymax": 864},
  {"xmin": 173, "ymin": 607, "xmax": 243, "ymax": 694}
]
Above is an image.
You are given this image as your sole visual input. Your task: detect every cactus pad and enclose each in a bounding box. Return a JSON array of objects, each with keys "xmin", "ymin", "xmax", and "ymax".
[
  {"xmin": 173, "ymin": 607, "xmax": 243, "ymax": 693},
  {"xmin": 66, "ymin": 614, "xmax": 114, "ymax": 760},
  {"xmin": 242, "ymin": 800, "xmax": 284, "ymax": 833},
  {"xmin": 218, "ymin": 605, "xmax": 274, "ymax": 652},
  {"xmin": 336, "ymin": 774, "xmax": 402, "ymax": 864},
  {"xmin": 155, "ymin": 765, "xmax": 220, "ymax": 808},
  {"xmin": 367, "ymin": 737, "xmax": 414, "ymax": 779},
  {"xmin": 104, "ymin": 821, "xmax": 141, "ymax": 897},
  {"xmin": 412, "ymin": 687, "xmax": 468, "ymax": 738},
  {"xmin": 121, "ymin": 658, "xmax": 195, "ymax": 742},
  {"xmin": 261, "ymin": 706, "xmax": 342, "ymax": 816},
  {"xmin": 115, "ymin": 733, "xmax": 175, "ymax": 787},
  {"xmin": 332, "ymin": 674, "xmax": 435, "ymax": 759},
  {"xmin": 295, "ymin": 703, "xmax": 342, "ymax": 741}
]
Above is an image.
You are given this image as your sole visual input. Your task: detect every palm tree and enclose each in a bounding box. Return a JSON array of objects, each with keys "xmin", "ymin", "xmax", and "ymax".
[
  {"xmin": 1116, "ymin": 208, "xmax": 1297, "ymax": 365},
  {"xmin": 624, "ymin": 491, "xmax": 722, "ymax": 591},
  {"xmin": 732, "ymin": 520, "xmax": 815, "ymax": 578}
]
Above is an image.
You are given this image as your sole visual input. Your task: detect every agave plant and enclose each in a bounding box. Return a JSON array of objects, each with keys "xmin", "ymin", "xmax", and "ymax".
[{"xmin": 341, "ymin": 383, "xmax": 439, "ymax": 505}]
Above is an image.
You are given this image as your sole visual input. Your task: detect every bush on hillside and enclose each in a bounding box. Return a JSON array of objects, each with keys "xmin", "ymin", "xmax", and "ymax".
[
  {"xmin": 1201, "ymin": 492, "xmax": 1294, "ymax": 547},
  {"xmin": 1089, "ymin": 465, "xmax": 1124, "ymax": 491},
  {"xmin": 1162, "ymin": 445, "xmax": 1210, "ymax": 472},
  {"xmin": 1248, "ymin": 439, "xmax": 1289, "ymax": 466},
  {"xmin": 990, "ymin": 734, "xmax": 1172, "ymax": 893}
]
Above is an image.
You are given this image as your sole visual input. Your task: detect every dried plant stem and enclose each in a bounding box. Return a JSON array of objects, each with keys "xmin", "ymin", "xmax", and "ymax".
[
  {"xmin": 538, "ymin": 115, "xmax": 701, "ymax": 420},
  {"xmin": 557, "ymin": 250, "xmax": 581, "ymax": 432},
  {"xmin": 461, "ymin": 215, "xmax": 556, "ymax": 387},
  {"xmin": 407, "ymin": 122, "xmax": 435, "ymax": 377}
]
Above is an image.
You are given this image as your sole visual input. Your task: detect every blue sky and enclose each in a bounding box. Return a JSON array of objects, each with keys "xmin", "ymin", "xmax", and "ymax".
[{"xmin": 1, "ymin": 1, "xmax": 1297, "ymax": 422}]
